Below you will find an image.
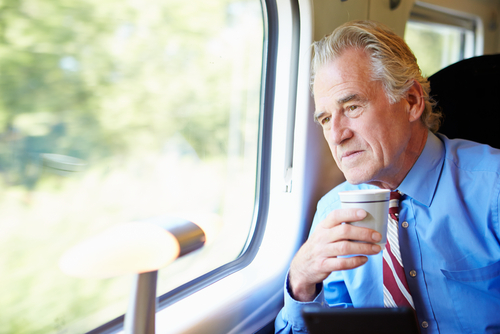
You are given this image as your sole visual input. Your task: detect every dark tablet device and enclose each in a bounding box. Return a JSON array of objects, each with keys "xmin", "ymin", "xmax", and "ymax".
[{"xmin": 301, "ymin": 306, "xmax": 421, "ymax": 334}]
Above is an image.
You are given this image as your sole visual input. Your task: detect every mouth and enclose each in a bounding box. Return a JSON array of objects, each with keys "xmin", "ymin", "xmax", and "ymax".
[{"xmin": 340, "ymin": 150, "xmax": 363, "ymax": 162}]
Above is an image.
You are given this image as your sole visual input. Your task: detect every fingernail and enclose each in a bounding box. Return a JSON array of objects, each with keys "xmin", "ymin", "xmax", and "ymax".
[
  {"xmin": 372, "ymin": 232, "xmax": 382, "ymax": 242},
  {"xmin": 357, "ymin": 209, "xmax": 366, "ymax": 219},
  {"xmin": 372, "ymin": 244, "xmax": 381, "ymax": 253}
]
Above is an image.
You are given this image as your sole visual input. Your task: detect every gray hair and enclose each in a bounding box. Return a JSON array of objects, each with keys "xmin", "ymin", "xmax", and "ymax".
[{"xmin": 311, "ymin": 20, "xmax": 441, "ymax": 132}]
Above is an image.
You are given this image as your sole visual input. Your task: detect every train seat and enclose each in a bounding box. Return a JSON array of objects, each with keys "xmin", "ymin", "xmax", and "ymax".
[{"xmin": 428, "ymin": 54, "xmax": 500, "ymax": 148}]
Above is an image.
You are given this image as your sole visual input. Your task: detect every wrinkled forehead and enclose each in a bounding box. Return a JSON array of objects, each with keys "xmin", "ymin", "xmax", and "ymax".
[
  {"xmin": 312, "ymin": 49, "xmax": 375, "ymax": 97},
  {"xmin": 311, "ymin": 47, "xmax": 375, "ymax": 93}
]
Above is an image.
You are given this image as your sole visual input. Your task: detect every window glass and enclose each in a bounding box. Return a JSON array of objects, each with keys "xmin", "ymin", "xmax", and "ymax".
[
  {"xmin": 0, "ymin": 0, "xmax": 263, "ymax": 332},
  {"xmin": 405, "ymin": 20, "xmax": 475, "ymax": 77}
]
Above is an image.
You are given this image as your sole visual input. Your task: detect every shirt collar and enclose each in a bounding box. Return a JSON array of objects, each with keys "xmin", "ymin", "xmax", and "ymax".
[{"xmin": 397, "ymin": 131, "xmax": 445, "ymax": 207}]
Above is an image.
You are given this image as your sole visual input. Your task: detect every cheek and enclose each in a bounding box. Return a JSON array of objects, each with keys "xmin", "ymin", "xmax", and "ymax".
[
  {"xmin": 362, "ymin": 128, "xmax": 389, "ymax": 155},
  {"xmin": 369, "ymin": 143, "xmax": 389, "ymax": 167},
  {"xmin": 323, "ymin": 132, "xmax": 335, "ymax": 155},
  {"xmin": 327, "ymin": 143, "xmax": 342, "ymax": 168}
]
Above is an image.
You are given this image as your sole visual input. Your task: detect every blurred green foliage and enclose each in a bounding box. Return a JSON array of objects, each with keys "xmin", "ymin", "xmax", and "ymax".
[
  {"xmin": 0, "ymin": 0, "xmax": 240, "ymax": 190},
  {"xmin": 0, "ymin": 0, "xmax": 262, "ymax": 333},
  {"xmin": 405, "ymin": 20, "xmax": 463, "ymax": 77}
]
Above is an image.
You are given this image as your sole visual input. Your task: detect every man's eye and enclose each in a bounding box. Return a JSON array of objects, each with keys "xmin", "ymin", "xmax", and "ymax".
[
  {"xmin": 321, "ymin": 116, "xmax": 331, "ymax": 125},
  {"xmin": 346, "ymin": 105, "xmax": 362, "ymax": 117}
]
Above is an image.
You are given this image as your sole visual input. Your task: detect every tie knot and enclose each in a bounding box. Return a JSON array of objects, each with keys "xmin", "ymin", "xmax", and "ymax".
[
  {"xmin": 389, "ymin": 191, "xmax": 401, "ymax": 217},
  {"xmin": 390, "ymin": 190, "xmax": 401, "ymax": 200}
]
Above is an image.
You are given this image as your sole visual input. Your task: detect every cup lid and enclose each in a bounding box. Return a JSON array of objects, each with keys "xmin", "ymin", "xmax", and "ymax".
[{"xmin": 338, "ymin": 189, "xmax": 390, "ymax": 202}]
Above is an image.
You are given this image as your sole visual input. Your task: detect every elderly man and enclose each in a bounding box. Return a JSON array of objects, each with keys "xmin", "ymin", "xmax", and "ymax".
[{"xmin": 275, "ymin": 20, "xmax": 500, "ymax": 333}]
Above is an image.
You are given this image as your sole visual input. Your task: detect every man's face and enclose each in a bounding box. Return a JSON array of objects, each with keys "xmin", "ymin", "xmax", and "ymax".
[{"xmin": 313, "ymin": 48, "xmax": 414, "ymax": 188}]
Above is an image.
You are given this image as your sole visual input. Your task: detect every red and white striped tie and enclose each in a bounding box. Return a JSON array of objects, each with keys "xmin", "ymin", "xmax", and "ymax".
[{"xmin": 383, "ymin": 191, "xmax": 414, "ymax": 309}]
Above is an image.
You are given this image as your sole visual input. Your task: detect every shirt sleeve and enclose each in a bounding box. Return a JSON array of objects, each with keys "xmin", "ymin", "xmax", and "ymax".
[
  {"xmin": 274, "ymin": 191, "xmax": 353, "ymax": 334},
  {"xmin": 274, "ymin": 274, "xmax": 328, "ymax": 334},
  {"xmin": 274, "ymin": 270, "xmax": 354, "ymax": 333}
]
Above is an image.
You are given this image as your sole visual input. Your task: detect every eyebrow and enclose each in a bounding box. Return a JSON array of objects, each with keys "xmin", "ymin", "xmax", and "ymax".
[{"xmin": 337, "ymin": 93, "xmax": 366, "ymax": 105}]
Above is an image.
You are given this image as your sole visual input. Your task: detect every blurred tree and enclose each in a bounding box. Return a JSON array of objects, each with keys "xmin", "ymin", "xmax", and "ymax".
[{"xmin": 0, "ymin": 0, "xmax": 238, "ymax": 190}]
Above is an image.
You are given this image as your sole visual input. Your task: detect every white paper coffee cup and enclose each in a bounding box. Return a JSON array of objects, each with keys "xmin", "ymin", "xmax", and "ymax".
[{"xmin": 339, "ymin": 189, "xmax": 390, "ymax": 247}]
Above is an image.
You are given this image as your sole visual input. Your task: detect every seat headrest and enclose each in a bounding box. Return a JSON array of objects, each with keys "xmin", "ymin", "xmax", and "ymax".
[{"xmin": 429, "ymin": 54, "xmax": 500, "ymax": 148}]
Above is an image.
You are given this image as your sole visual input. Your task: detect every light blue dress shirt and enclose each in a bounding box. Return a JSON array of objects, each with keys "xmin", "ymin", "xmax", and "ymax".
[{"xmin": 275, "ymin": 131, "xmax": 500, "ymax": 333}]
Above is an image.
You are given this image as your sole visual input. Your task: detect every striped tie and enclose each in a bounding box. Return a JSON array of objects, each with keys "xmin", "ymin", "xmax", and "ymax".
[{"xmin": 383, "ymin": 191, "xmax": 414, "ymax": 309}]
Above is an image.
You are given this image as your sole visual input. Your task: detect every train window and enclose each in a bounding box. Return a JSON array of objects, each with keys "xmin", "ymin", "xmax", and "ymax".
[
  {"xmin": 405, "ymin": 4, "xmax": 476, "ymax": 76},
  {"xmin": 0, "ymin": 0, "xmax": 264, "ymax": 332}
]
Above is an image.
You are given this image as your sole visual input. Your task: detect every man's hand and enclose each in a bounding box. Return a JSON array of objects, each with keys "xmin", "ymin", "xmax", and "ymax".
[{"xmin": 288, "ymin": 208, "xmax": 382, "ymax": 302}]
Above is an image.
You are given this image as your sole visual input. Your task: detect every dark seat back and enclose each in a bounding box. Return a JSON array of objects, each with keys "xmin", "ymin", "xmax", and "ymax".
[{"xmin": 428, "ymin": 54, "xmax": 500, "ymax": 148}]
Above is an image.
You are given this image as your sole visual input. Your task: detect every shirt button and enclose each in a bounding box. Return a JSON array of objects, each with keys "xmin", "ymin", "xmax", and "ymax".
[
  {"xmin": 410, "ymin": 270, "xmax": 417, "ymax": 278},
  {"xmin": 421, "ymin": 321, "xmax": 429, "ymax": 328},
  {"xmin": 402, "ymin": 221, "xmax": 409, "ymax": 228}
]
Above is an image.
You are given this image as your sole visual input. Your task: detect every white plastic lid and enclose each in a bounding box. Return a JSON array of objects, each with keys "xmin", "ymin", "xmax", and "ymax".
[{"xmin": 338, "ymin": 189, "xmax": 390, "ymax": 203}]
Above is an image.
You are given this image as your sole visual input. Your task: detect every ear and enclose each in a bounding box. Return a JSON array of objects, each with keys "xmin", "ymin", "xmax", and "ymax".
[{"xmin": 405, "ymin": 80, "xmax": 425, "ymax": 123}]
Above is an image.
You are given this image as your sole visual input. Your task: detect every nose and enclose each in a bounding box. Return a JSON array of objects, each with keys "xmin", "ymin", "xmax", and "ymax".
[{"xmin": 326, "ymin": 114, "xmax": 353, "ymax": 146}]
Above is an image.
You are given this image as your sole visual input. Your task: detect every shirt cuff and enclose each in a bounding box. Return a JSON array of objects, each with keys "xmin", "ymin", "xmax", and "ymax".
[{"xmin": 283, "ymin": 273, "xmax": 328, "ymax": 330}]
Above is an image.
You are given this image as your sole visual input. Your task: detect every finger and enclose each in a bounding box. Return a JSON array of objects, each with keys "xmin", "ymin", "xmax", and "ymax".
[
  {"xmin": 325, "ymin": 239, "xmax": 382, "ymax": 257},
  {"xmin": 328, "ymin": 223, "xmax": 383, "ymax": 244},
  {"xmin": 321, "ymin": 208, "xmax": 367, "ymax": 229},
  {"xmin": 321, "ymin": 255, "xmax": 370, "ymax": 272}
]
